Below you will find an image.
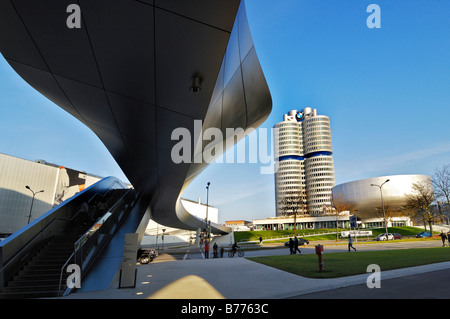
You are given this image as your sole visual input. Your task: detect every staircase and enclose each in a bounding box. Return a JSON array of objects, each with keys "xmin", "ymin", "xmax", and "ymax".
[
  {"xmin": 0, "ymin": 187, "xmax": 133, "ymax": 299},
  {"xmin": 0, "ymin": 235, "xmax": 77, "ymax": 298}
]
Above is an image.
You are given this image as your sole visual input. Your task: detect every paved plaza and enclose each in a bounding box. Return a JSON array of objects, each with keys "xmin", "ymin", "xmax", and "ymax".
[{"xmin": 62, "ymin": 240, "xmax": 450, "ymax": 300}]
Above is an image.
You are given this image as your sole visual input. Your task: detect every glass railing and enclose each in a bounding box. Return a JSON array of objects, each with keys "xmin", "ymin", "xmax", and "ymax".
[{"xmin": 59, "ymin": 189, "xmax": 136, "ymax": 296}]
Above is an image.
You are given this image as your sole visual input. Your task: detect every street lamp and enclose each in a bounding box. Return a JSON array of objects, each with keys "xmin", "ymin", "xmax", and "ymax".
[
  {"xmin": 25, "ymin": 186, "xmax": 44, "ymax": 224},
  {"xmin": 371, "ymin": 179, "xmax": 390, "ymax": 240},
  {"xmin": 205, "ymin": 182, "xmax": 211, "ymax": 258}
]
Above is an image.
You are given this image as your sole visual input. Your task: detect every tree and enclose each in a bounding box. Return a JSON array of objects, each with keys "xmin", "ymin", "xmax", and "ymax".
[
  {"xmin": 278, "ymin": 190, "xmax": 307, "ymax": 236},
  {"xmin": 433, "ymin": 164, "xmax": 450, "ymax": 204},
  {"xmin": 373, "ymin": 205, "xmax": 402, "ymax": 233},
  {"xmin": 330, "ymin": 192, "xmax": 355, "ymax": 241},
  {"xmin": 404, "ymin": 181, "xmax": 435, "ymax": 234},
  {"xmin": 433, "ymin": 165, "xmax": 450, "ymax": 223}
]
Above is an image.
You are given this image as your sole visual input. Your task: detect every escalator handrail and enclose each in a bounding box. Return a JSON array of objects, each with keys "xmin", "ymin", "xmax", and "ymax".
[
  {"xmin": 60, "ymin": 189, "xmax": 136, "ymax": 296},
  {"xmin": 0, "ymin": 200, "xmax": 91, "ymax": 274},
  {"xmin": 0, "ymin": 191, "xmax": 108, "ymax": 292}
]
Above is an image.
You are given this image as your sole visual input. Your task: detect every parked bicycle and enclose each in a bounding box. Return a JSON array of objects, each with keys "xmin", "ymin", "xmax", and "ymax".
[
  {"xmin": 228, "ymin": 249, "xmax": 244, "ymax": 258},
  {"xmin": 137, "ymin": 248, "xmax": 156, "ymax": 264}
]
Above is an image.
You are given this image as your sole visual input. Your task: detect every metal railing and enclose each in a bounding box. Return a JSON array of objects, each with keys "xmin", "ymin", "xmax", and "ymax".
[
  {"xmin": 59, "ymin": 189, "xmax": 136, "ymax": 296},
  {"xmin": 0, "ymin": 204, "xmax": 94, "ymax": 291}
]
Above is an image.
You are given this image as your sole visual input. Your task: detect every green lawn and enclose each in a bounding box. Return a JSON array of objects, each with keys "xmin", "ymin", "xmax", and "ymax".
[
  {"xmin": 235, "ymin": 226, "xmax": 433, "ymax": 243},
  {"xmin": 247, "ymin": 247, "xmax": 450, "ymax": 279}
]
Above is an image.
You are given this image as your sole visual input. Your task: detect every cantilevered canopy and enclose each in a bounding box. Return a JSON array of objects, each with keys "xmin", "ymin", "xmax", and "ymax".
[{"xmin": 0, "ymin": 0, "xmax": 272, "ymax": 234}]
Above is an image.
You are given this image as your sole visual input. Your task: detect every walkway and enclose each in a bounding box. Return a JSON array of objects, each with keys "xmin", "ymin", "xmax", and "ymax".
[{"xmin": 61, "ymin": 240, "xmax": 450, "ymax": 300}]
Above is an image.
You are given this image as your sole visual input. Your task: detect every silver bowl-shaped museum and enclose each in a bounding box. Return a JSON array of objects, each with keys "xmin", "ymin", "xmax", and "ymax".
[{"xmin": 332, "ymin": 174, "xmax": 432, "ymax": 219}]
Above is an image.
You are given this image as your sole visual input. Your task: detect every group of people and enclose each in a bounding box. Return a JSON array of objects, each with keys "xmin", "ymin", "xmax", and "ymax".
[
  {"xmin": 203, "ymin": 241, "xmax": 240, "ymax": 258},
  {"xmin": 287, "ymin": 237, "xmax": 302, "ymax": 255},
  {"xmin": 439, "ymin": 230, "xmax": 450, "ymax": 247},
  {"xmin": 80, "ymin": 199, "xmax": 108, "ymax": 222},
  {"xmin": 203, "ymin": 242, "xmax": 225, "ymax": 258}
]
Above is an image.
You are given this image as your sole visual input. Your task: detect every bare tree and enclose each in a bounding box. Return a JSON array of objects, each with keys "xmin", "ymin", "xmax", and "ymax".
[
  {"xmin": 330, "ymin": 192, "xmax": 355, "ymax": 241},
  {"xmin": 404, "ymin": 181, "xmax": 435, "ymax": 234},
  {"xmin": 373, "ymin": 205, "xmax": 402, "ymax": 232},
  {"xmin": 433, "ymin": 165, "xmax": 450, "ymax": 223},
  {"xmin": 278, "ymin": 190, "xmax": 307, "ymax": 236},
  {"xmin": 433, "ymin": 164, "xmax": 450, "ymax": 204}
]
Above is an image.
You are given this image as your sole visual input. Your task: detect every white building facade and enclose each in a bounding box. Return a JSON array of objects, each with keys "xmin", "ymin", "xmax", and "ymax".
[{"xmin": 0, "ymin": 153, "xmax": 103, "ymax": 235}]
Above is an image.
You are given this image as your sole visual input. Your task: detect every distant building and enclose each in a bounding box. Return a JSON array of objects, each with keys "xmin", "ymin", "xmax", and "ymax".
[
  {"xmin": 142, "ymin": 198, "xmax": 220, "ymax": 247},
  {"xmin": 274, "ymin": 108, "xmax": 335, "ymax": 216},
  {"xmin": 252, "ymin": 213, "xmax": 411, "ymax": 231},
  {"xmin": 253, "ymin": 214, "xmax": 350, "ymax": 231},
  {"xmin": 225, "ymin": 220, "xmax": 253, "ymax": 231},
  {"xmin": 332, "ymin": 174, "xmax": 429, "ymax": 227},
  {"xmin": 0, "ymin": 153, "xmax": 105, "ymax": 236},
  {"xmin": 144, "ymin": 198, "xmax": 219, "ymax": 235}
]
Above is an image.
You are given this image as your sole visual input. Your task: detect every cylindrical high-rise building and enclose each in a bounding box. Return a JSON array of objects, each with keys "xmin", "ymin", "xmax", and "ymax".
[{"xmin": 274, "ymin": 108, "xmax": 335, "ymax": 216}]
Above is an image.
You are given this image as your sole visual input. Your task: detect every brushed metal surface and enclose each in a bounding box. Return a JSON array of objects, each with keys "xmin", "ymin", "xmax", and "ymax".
[{"xmin": 0, "ymin": 0, "xmax": 272, "ymax": 234}]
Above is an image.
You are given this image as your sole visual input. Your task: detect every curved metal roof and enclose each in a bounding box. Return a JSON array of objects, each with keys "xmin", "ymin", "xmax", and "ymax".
[
  {"xmin": 332, "ymin": 175, "xmax": 431, "ymax": 219},
  {"xmin": 0, "ymin": 0, "xmax": 272, "ymax": 234}
]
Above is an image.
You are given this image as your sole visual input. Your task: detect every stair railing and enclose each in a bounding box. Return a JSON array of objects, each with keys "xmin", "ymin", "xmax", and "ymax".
[{"xmin": 59, "ymin": 189, "xmax": 136, "ymax": 296}]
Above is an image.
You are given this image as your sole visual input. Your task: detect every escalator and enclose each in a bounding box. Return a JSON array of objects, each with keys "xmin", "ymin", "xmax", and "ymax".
[{"xmin": 0, "ymin": 177, "xmax": 141, "ymax": 298}]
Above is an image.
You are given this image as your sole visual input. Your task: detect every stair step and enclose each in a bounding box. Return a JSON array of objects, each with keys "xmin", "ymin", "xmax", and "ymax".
[
  {"xmin": 13, "ymin": 273, "xmax": 69, "ymax": 282},
  {"xmin": 4, "ymin": 284, "xmax": 62, "ymax": 293},
  {"xmin": 7, "ymin": 278, "xmax": 65, "ymax": 287},
  {"xmin": 0, "ymin": 290, "xmax": 61, "ymax": 299},
  {"xmin": 25, "ymin": 262, "xmax": 68, "ymax": 269},
  {"xmin": 32, "ymin": 253, "xmax": 72, "ymax": 259},
  {"xmin": 1, "ymin": 232, "xmax": 88, "ymax": 298},
  {"xmin": 19, "ymin": 268, "xmax": 64, "ymax": 275}
]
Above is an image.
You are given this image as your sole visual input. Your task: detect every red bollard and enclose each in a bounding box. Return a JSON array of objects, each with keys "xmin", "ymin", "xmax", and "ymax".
[{"xmin": 315, "ymin": 244, "xmax": 324, "ymax": 271}]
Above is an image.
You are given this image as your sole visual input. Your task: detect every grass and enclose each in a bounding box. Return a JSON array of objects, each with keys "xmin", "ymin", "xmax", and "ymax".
[
  {"xmin": 247, "ymin": 247, "xmax": 450, "ymax": 279},
  {"xmin": 234, "ymin": 229, "xmax": 342, "ymax": 242},
  {"xmin": 235, "ymin": 226, "xmax": 434, "ymax": 244}
]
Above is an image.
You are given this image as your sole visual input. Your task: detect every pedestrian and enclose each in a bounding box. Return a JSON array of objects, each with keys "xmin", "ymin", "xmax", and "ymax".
[
  {"xmin": 220, "ymin": 246, "xmax": 224, "ymax": 258},
  {"xmin": 288, "ymin": 238, "xmax": 294, "ymax": 255},
  {"xmin": 447, "ymin": 231, "xmax": 450, "ymax": 246},
  {"xmin": 348, "ymin": 234, "xmax": 356, "ymax": 252},
  {"xmin": 259, "ymin": 236, "xmax": 263, "ymax": 244},
  {"xmin": 213, "ymin": 242, "xmax": 218, "ymax": 258},
  {"xmin": 294, "ymin": 236, "xmax": 301, "ymax": 254},
  {"xmin": 439, "ymin": 230, "xmax": 447, "ymax": 247},
  {"xmin": 204, "ymin": 242, "xmax": 210, "ymax": 258}
]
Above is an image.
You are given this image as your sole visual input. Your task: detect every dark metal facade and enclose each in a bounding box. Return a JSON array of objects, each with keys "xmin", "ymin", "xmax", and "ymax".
[{"xmin": 0, "ymin": 0, "xmax": 272, "ymax": 233}]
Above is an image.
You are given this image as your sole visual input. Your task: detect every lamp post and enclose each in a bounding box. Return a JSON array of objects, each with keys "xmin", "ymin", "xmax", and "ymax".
[
  {"xmin": 205, "ymin": 182, "xmax": 210, "ymax": 258},
  {"xmin": 25, "ymin": 186, "xmax": 44, "ymax": 224},
  {"xmin": 371, "ymin": 179, "xmax": 390, "ymax": 240},
  {"xmin": 161, "ymin": 228, "xmax": 166, "ymax": 252}
]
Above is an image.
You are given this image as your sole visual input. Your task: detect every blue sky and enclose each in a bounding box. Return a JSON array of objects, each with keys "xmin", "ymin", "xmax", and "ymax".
[{"xmin": 1, "ymin": 1, "xmax": 450, "ymax": 224}]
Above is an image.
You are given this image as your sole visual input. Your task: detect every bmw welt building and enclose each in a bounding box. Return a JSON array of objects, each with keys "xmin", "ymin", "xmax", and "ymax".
[{"xmin": 0, "ymin": 1, "xmax": 272, "ymax": 296}]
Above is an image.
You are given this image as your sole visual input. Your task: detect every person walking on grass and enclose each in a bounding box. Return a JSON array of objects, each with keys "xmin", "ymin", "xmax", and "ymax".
[
  {"xmin": 439, "ymin": 230, "xmax": 447, "ymax": 247},
  {"xmin": 348, "ymin": 234, "xmax": 356, "ymax": 252}
]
